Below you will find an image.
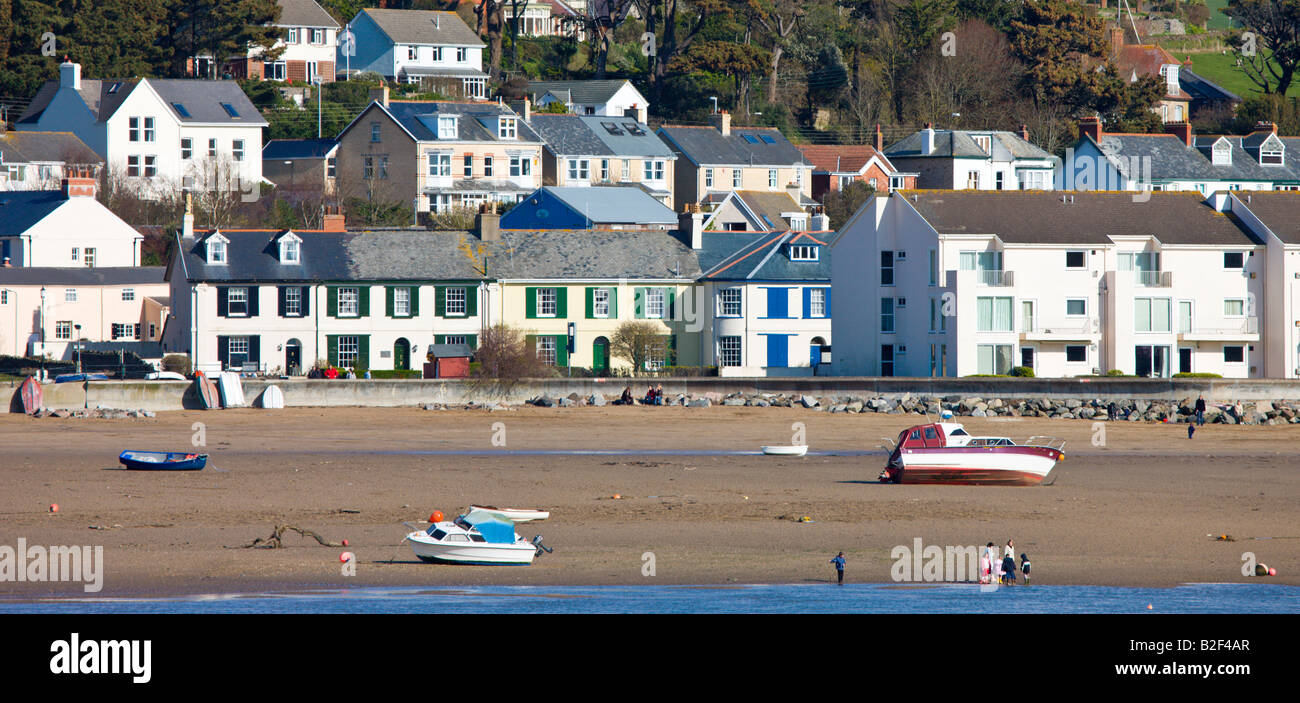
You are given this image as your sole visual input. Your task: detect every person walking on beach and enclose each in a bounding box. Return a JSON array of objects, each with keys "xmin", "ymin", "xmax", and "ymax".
[
  {"xmin": 1195, "ymin": 395, "xmax": 1207, "ymax": 426},
  {"xmin": 1020, "ymin": 554, "xmax": 1031, "ymax": 585},
  {"xmin": 830, "ymin": 552, "xmax": 846, "ymax": 584}
]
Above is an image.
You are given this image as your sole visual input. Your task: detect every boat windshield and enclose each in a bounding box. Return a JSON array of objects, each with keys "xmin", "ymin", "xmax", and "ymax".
[
  {"xmin": 949, "ymin": 428, "xmax": 969, "ymax": 436},
  {"xmin": 967, "ymin": 438, "xmax": 1015, "ymax": 447},
  {"xmin": 426, "ymin": 527, "xmax": 448, "ymax": 539}
]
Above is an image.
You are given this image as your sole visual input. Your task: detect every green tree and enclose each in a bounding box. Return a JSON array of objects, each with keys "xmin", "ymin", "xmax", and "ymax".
[
  {"xmin": 821, "ymin": 180, "xmax": 876, "ymax": 230},
  {"xmin": 670, "ymin": 40, "xmax": 770, "ymax": 114},
  {"xmin": 157, "ymin": 0, "xmax": 282, "ymax": 78},
  {"xmin": 1008, "ymin": 0, "xmax": 1110, "ymax": 113},
  {"xmin": 1224, "ymin": 0, "xmax": 1300, "ymax": 95}
]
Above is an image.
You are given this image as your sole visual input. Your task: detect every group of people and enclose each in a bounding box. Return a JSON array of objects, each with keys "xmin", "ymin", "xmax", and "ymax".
[
  {"xmin": 612, "ymin": 385, "xmax": 668, "ymax": 406},
  {"xmin": 982, "ymin": 540, "xmax": 1030, "ymax": 586}
]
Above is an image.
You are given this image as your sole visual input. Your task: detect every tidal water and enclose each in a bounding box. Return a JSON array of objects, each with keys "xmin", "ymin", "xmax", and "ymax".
[{"xmin": 1, "ymin": 583, "xmax": 1295, "ymax": 614}]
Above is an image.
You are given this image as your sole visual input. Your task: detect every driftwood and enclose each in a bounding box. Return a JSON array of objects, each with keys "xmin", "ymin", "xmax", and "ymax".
[{"xmin": 229, "ymin": 524, "xmax": 344, "ymax": 549}]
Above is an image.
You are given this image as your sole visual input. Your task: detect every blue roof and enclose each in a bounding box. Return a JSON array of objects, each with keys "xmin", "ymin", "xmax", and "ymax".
[
  {"xmin": 263, "ymin": 138, "xmax": 337, "ymax": 160},
  {"xmin": 504, "ymin": 186, "xmax": 676, "ymax": 227},
  {"xmin": 0, "ymin": 190, "xmax": 69, "ymax": 237}
]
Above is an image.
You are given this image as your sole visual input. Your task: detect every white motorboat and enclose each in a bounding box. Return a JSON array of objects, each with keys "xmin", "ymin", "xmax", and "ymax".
[
  {"xmin": 467, "ymin": 505, "xmax": 550, "ymax": 522},
  {"xmin": 762, "ymin": 445, "xmax": 808, "ymax": 456},
  {"xmin": 405, "ymin": 510, "xmax": 547, "ymax": 565},
  {"xmin": 880, "ymin": 422, "xmax": 1065, "ymax": 485}
]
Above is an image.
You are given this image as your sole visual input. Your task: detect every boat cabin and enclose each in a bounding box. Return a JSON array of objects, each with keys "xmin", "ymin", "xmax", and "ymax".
[{"xmin": 895, "ymin": 422, "xmax": 971, "ymax": 449}]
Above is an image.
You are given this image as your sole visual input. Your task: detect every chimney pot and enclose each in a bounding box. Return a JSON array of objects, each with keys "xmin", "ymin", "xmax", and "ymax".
[
  {"xmin": 873, "ymin": 123, "xmax": 883, "ymax": 152},
  {"xmin": 1164, "ymin": 121, "xmax": 1193, "ymax": 147},
  {"xmin": 1080, "ymin": 116, "xmax": 1103, "ymax": 144}
]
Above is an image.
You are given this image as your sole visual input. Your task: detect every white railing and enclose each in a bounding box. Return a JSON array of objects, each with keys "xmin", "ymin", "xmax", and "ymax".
[
  {"xmin": 979, "ymin": 270, "xmax": 1013, "ymax": 286},
  {"xmin": 1135, "ymin": 270, "xmax": 1172, "ymax": 287},
  {"xmin": 1183, "ymin": 318, "xmax": 1259, "ymax": 336},
  {"xmin": 1022, "ymin": 319, "xmax": 1098, "ymax": 336}
]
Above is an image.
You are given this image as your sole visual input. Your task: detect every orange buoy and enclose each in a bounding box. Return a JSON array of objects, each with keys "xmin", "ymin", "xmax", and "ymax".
[
  {"xmin": 49, "ymin": 503, "xmax": 59, "ymax": 513},
  {"xmin": 1269, "ymin": 567, "xmax": 1277, "ymax": 576},
  {"xmin": 429, "ymin": 510, "xmax": 444, "ymax": 523},
  {"xmin": 339, "ymin": 551, "xmax": 354, "ymax": 563},
  {"xmin": 612, "ymin": 493, "xmax": 621, "ymax": 500}
]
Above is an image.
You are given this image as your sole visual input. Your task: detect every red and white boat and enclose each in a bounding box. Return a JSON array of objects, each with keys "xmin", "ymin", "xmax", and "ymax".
[{"xmin": 880, "ymin": 422, "xmax": 1065, "ymax": 486}]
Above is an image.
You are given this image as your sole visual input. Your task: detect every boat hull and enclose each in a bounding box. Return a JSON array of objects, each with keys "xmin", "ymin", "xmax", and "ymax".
[
  {"xmin": 887, "ymin": 446, "xmax": 1061, "ymax": 486},
  {"xmin": 762, "ymin": 445, "xmax": 808, "ymax": 456},
  {"xmin": 20, "ymin": 376, "xmax": 42, "ymax": 415},
  {"xmin": 467, "ymin": 506, "xmax": 549, "ymax": 522},
  {"xmin": 195, "ymin": 373, "xmax": 220, "ymax": 409},
  {"xmin": 119, "ymin": 451, "xmax": 208, "ymax": 471},
  {"xmin": 406, "ymin": 531, "xmax": 536, "ymax": 565}
]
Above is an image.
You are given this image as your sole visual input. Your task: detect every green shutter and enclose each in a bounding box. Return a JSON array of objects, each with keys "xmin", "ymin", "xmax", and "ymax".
[
  {"xmin": 585, "ymin": 287, "xmax": 594, "ymax": 319},
  {"xmin": 410, "ymin": 286, "xmax": 420, "ymax": 316},
  {"xmin": 358, "ymin": 335, "xmax": 369, "ymax": 368},
  {"xmin": 525, "ymin": 287, "xmax": 537, "ymax": 319},
  {"xmin": 668, "ymin": 334, "xmax": 678, "ymax": 367},
  {"xmin": 385, "ymin": 286, "xmax": 395, "ymax": 317},
  {"xmin": 635, "ymin": 287, "xmax": 645, "ymax": 319},
  {"xmin": 665, "ymin": 288, "xmax": 676, "ymax": 320},
  {"xmin": 556, "ymin": 288, "xmax": 567, "ymax": 318},
  {"xmin": 609, "ymin": 288, "xmax": 618, "ymax": 318},
  {"xmin": 359, "ymin": 287, "xmax": 370, "ymax": 317},
  {"xmin": 465, "ymin": 287, "xmax": 477, "ymax": 317},
  {"xmin": 435, "ymin": 286, "xmax": 446, "ymax": 317},
  {"xmin": 467, "ymin": 334, "xmax": 478, "ymax": 350},
  {"xmin": 525, "ymin": 334, "xmax": 537, "ymax": 359},
  {"xmin": 434, "ymin": 335, "xmax": 444, "ymax": 344},
  {"xmin": 327, "ymin": 335, "xmax": 339, "ymax": 367},
  {"xmin": 555, "ymin": 334, "xmax": 568, "ymax": 366},
  {"xmin": 327, "ymin": 287, "xmax": 338, "ymax": 317}
]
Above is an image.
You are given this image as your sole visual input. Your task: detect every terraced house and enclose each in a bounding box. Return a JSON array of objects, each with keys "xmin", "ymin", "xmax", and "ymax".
[
  {"xmin": 334, "ymin": 90, "xmax": 544, "ymax": 215},
  {"xmin": 340, "ymin": 8, "xmax": 488, "ymax": 99},
  {"xmin": 167, "ymin": 225, "xmax": 489, "ymax": 375},
  {"xmin": 527, "ymin": 113, "xmax": 676, "ymax": 207}
]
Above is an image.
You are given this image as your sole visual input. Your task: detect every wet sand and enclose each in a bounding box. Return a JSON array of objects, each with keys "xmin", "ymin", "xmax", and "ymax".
[{"xmin": 0, "ymin": 406, "xmax": 1297, "ymax": 598}]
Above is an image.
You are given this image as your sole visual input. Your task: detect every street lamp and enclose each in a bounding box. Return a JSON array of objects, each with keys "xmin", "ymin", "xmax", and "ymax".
[
  {"xmin": 39, "ymin": 286, "xmax": 45, "ymax": 359},
  {"xmin": 74, "ymin": 324, "xmax": 82, "ymax": 374}
]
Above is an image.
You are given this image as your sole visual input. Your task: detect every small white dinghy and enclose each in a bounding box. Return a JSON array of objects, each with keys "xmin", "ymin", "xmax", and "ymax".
[
  {"xmin": 468, "ymin": 505, "xmax": 550, "ymax": 523},
  {"xmin": 217, "ymin": 372, "xmax": 246, "ymax": 408},
  {"xmin": 762, "ymin": 445, "xmax": 809, "ymax": 456},
  {"xmin": 259, "ymin": 384, "xmax": 285, "ymax": 409},
  {"xmin": 405, "ymin": 510, "xmax": 547, "ymax": 565}
]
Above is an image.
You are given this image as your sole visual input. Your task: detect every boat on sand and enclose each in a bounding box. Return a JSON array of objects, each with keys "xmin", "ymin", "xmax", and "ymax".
[
  {"xmin": 119, "ymin": 450, "xmax": 208, "ymax": 471},
  {"xmin": 405, "ymin": 510, "xmax": 548, "ymax": 565},
  {"xmin": 467, "ymin": 505, "xmax": 549, "ymax": 522},
  {"xmin": 879, "ymin": 422, "xmax": 1064, "ymax": 486}
]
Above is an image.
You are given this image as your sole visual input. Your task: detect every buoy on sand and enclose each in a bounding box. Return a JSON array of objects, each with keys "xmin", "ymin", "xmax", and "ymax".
[
  {"xmin": 1269, "ymin": 567, "xmax": 1277, "ymax": 576},
  {"xmin": 339, "ymin": 551, "xmax": 354, "ymax": 563},
  {"xmin": 49, "ymin": 503, "xmax": 59, "ymax": 513},
  {"xmin": 342, "ymin": 539, "xmax": 349, "ymax": 547},
  {"xmin": 429, "ymin": 510, "xmax": 444, "ymax": 523}
]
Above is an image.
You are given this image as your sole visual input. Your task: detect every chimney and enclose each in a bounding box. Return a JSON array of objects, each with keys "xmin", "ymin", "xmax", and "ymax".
[
  {"xmin": 873, "ymin": 123, "xmax": 883, "ymax": 152},
  {"xmin": 60, "ymin": 165, "xmax": 96, "ymax": 198},
  {"xmin": 1079, "ymin": 116, "xmax": 1103, "ymax": 144},
  {"xmin": 507, "ymin": 98, "xmax": 531, "ymax": 123},
  {"xmin": 811, "ymin": 211, "xmax": 830, "ymax": 231},
  {"xmin": 369, "ymin": 84, "xmax": 389, "ymax": 108},
  {"xmin": 1255, "ymin": 121, "xmax": 1278, "ymax": 135},
  {"xmin": 1018, "ymin": 124, "xmax": 1029, "ymax": 142},
  {"xmin": 678, "ymin": 204, "xmax": 704, "ymax": 250},
  {"xmin": 1165, "ymin": 121, "xmax": 1193, "ymax": 147},
  {"xmin": 921, "ymin": 123, "xmax": 935, "ymax": 155},
  {"xmin": 60, "ymin": 59, "xmax": 81, "ymax": 91},
  {"xmin": 1110, "ymin": 26, "xmax": 1124, "ymax": 51},
  {"xmin": 710, "ymin": 110, "xmax": 731, "ymax": 137},
  {"xmin": 476, "ymin": 202, "xmax": 501, "ymax": 242},
  {"xmin": 182, "ymin": 191, "xmax": 194, "ymax": 238},
  {"xmin": 322, "ymin": 204, "xmax": 346, "ymax": 232}
]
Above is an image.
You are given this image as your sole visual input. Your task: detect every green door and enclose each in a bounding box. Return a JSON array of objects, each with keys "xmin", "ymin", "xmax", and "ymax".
[
  {"xmin": 592, "ymin": 336, "xmax": 610, "ymax": 372},
  {"xmin": 394, "ymin": 338, "xmax": 410, "ymax": 371}
]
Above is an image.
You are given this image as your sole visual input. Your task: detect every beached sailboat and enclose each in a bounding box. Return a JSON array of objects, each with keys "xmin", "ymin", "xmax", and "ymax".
[
  {"xmin": 879, "ymin": 422, "xmax": 1064, "ymax": 486},
  {"xmin": 405, "ymin": 510, "xmax": 547, "ymax": 565}
]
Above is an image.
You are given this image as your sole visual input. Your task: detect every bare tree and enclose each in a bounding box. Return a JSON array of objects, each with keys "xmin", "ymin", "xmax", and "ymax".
[{"xmin": 611, "ymin": 320, "xmax": 670, "ymax": 373}]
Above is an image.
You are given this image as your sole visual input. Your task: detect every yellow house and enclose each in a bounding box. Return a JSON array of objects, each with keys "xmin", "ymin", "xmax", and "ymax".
[{"xmin": 490, "ymin": 229, "xmax": 703, "ymax": 371}]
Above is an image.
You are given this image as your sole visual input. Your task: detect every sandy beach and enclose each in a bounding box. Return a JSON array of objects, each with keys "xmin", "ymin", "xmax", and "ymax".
[{"xmin": 0, "ymin": 406, "xmax": 1297, "ymax": 598}]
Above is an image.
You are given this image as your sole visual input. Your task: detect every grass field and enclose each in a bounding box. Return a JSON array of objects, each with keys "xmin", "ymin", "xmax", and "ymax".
[
  {"xmin": 1183, "ymin": 50, "xmax": 1300, "ymax": 99},
  {"xmin": 1206, "ymin": 0, "xmax": 1231, "ymax": 31}
]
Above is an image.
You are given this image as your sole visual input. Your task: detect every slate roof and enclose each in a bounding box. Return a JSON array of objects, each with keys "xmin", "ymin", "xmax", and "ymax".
[
  {"xmin": 1094, "ymin": 133, "xmax": 1300, "ymax": 183},
  {"xmin": 699, "ymin": 231, "xmax": 833, "ymax": 281},
  {"xmin": 0, "ymin": 266, "xmax": 165, "ymax": 286},
  {"xmin": 381, "ymin": 101, "xmax": 544, "ymax": 143},
  {"xmin": 359, "ymin": 9, "xmax": 483, "ymax": 47},
  {"xmin": 489, "ymin": 229, "xmax": 701, "ymax": 280},
  {"xmin": 277, "ymin": 0, "xmax": 340, "ymax": 28},
  {"xmin": 177, "ymin": 229, "xmax": 489, "ymax": 283},
  {"xmin": 902, "ymin": 190, "xmax": 1260, "ymax": 246},
  {"xmin": 0, "ymin": 131, "xmax": 101, "ymax": 164},
  {"xmin": 428, "ymin": 343, "xmax": 473, "ymax": 358},
  {"xmin": 526, "ymin": 79, "xmax": 641, "ymax": 106},
  {"xmin": 263, "ymin": 138, "xmax": 337, "ymax": 160},
  {"xmin": 1180, "ymin": 68, "xmax": 1240, "ymax": 105},
  {"xmin": 523, "ymin": 186, "xmax": 677, "ymax": 225},
  {"xmin": 885, "ymin": 130, "xmax": 1056, "ymax": 162},
  {"xmin": 657, "ymin": 125, "xmax": 808, "ymax": 167},
  {"xmin": 18, "ymin": 77, "xmax": 267, "ymax": 126},
  {"xmin": 731, "ymin": 191, "xmax": 806, "ymax": 231},
  {"xmin": 1234, "ymin": 191, "xmax": 1300, "ymax": 245},
  {"xmin": 796, "ymin": 145, "xmax": 896, "ymax": 174},
  {"xmin": 0, "ymin": 191, "xmax": 71, "ymax": 236},
  {"xmin": 529, "ymin": 114, "xmax": 674, "ymax": 158}
]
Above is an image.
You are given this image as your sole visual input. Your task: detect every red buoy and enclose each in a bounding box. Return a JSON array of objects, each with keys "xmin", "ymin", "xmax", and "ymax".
[
  {"xmin": 342, "ymin": 539, "xmax": 349, "ymax": 547},
  {"xmin": 339, "ymin": 551, "xmax": 354, "ymax": 563},
  {"xmin": 429, "ymin": 510, "xmax": 444, "ymax": 523},
  {"xmin": 49, "ymin": 503, "xmax": 59, "ymax": 513}
]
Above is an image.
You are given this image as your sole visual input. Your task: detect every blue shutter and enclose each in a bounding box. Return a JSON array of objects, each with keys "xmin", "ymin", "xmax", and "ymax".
[
  {"xmin": 823, "ymin": 287, "xmax": 831, "ymax": 317},
  {"xmin": 766, "ymin": 334, "xmax": 789, "ymax": 368},
  {"xmin": 766, "ymin": 288, "xmax": 788, "ymax": 319},
  {"xmin": 802, "ymin": 288, "xmax": 811, "ymax": 318}
]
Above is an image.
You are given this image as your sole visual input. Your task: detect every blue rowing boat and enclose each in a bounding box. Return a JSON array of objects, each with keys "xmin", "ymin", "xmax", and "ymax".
[{"xmin": 119, "ymin": 451, "xmax": 208, "ymax": 471}]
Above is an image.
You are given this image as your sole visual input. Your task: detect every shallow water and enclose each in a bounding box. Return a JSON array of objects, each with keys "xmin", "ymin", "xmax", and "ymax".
[{"xmin": 2, "ymin": 583, "xmax": 1295, "ymax": 614}]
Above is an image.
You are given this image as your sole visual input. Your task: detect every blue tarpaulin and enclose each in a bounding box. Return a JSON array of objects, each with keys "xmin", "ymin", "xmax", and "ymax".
[{"xmin": 464, "ymin": 511, "xmax": 516, "ymax": 544}]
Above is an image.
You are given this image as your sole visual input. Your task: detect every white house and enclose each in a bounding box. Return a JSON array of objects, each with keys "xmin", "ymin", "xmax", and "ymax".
[
  {"xmin": 16, "ymin": 61, "xmax": 266, "ymax": 195},
  {"xmin": 167, "ymin": 225, "xmax": 490, "ymax": 374},
  {"xmin": 1226, "ymin": 191, "xmax": 1300, "ymax": 378},
  {"xmin": 228, "ymin": 0, "xmax": 341, "ymax": 83},
  {"xmin": 884, "ymin": 125, "xmax": 1057, "ymax": 191},
  {"xmin": 0, "ymin": 171, "xmax": 143, "ymax": 268},
  {"xmin": 339, "ymin": 9, "xmax": 487, "ymax": 100},
  {"xmin": 0, "ymin": 131, "xmax": 101, "ymax": 191},
  {"xmin": 832, "ymin": 190, "xmax": 1264, "ymax": 378},
  {"xmin": 526, "ymin": 80, "xmax": 649, "ymax": 123}
]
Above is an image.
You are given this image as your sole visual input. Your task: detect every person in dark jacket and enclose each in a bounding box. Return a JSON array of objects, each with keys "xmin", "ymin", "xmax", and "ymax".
[
  {"xmin": 830, "ymin": 552, "xmax": 846, "ymax": 584},
  {"xmin": 618, "ymin": 386, "xmax": 634, "ymax": 405},
  {"xmin": 1195, "ymin": 395, "xmax": 1207, "ymax": 426}
]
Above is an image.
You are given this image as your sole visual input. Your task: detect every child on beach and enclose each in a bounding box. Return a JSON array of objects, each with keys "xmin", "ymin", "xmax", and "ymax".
[
  {"xmin": 1002, "ymin": 553, "xmax": 1016, "ymax": 584},
  {"xmin": 1020, "ymin": 554, "xmax": 1031, "ymax": 584},
  {"xmin": 830, "ymin": 552, "xmax": 846, "ymax": 584},
  {"xmin": 982, "ymin": 542, "xmax": 996, "ymax": 584}
]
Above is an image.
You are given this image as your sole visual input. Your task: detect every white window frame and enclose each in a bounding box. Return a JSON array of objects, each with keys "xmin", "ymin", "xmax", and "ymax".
[
  {"xmin": 732, "ymin": 169, "xmax": 742, "ymax": 188},
  {"xmin": 498, "ymin": 117, "xmax": 518, "ymax": 140},
  {"xmin": 568, "ymin": 159, "xmax": 590, "ymax": 181},
  {"xmin": 227, "ymin": 287, "xmax": 249, "ymax": 317},
  {"xmin": 446, "ymin": 287, "xmax": 467, "ymax": 316},
  {"xmin": 790, "ymin": 245, "xmax": 818, "ymax": 261},
  {"xmin": 181, "ymin": 138, "xmax": 192, "ymax": 160},
  {"xmin": 428, "ymin": 152, "xmax": 452, "ymax": 177},
  {"xmin": 593, "ymin": 288, "xmax": 611, "ymax": 318},
  {"xmin": 768, "ymin": 169, "xmax": 777, "ymax": 189},
  {"xmin": 56, "ymin": 321, "xmax": 73, "ymax": 340},
  {"xmin": 646, "ymin": 288, "xmax": 665, "ymax": 319},
  {"xmin": 285, "ymin": 287, "xmax": 302, "ymax": 317},
  {"xmin": 810, "ymin": 288, "xmax": 826, "ymax": 318},
  {"xmin": 537, "ymin": 288, "xmax": 557, "ymax": 317},
  {"xmin": 1224, "ymin": 298, "xmax": 1246, "ymax": 317},
  {"xmin": 65, "ymin": 289, "xmax": 78, "ymax": 303},
  {"xmin": 536, "ymin": 336, "xmax": 557, "ymax": 365},
  {"xmin": 1065, "ymin": 298, "xmax": 1087, "ymax": 316},
  {"xmin": 338, "ymin": 287, "xmax": 360, "ymax": 317},
  {"xmin": 719, "ymin": 336, "xmax": 742, "ymax": 367},
  {"xmin": 337, "ymin": 336, "xmax": 359, "ymax": 368},
  {"xmin": 394, "ymin": 287, "xmax": 411, "ymax": 317},
  {"xmin": 705, "ymin": 168, "xmax": 713, "ymax": 188},
  {"xmin": 719, "ymin": 288, "xmax": 742, "ymax": 317},
  {"xmin": 128, "ymin": 117, "xmax": 140, "ymax": 142},
  {"xmin": 122, "ymin": 288, "xmax": 135, "ymax": 301},
  {"xmin": 644, "ymin": 160, "xmax": 665, "ymax": 181}
]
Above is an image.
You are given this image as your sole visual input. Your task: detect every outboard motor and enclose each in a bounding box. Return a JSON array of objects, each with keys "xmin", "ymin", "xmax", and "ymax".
[{"xmin": 532, "ymin": 535, "xmax": 553, "ymax": 557}]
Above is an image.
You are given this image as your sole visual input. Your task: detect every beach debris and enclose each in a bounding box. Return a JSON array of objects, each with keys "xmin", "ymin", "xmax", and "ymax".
[
  {"xmin": 49, "ymin": 503, "xmax": 59, "ymax": 513},
  {"xmin": 232, "ymin": 524, "xmax": 345, "ymax": 549},
  {"xmin": 336, "ymin": 508, "xmax": 361, "ymax": 514},
  {"xmin": 612, "ymin": 494, "xmax": 622, "ymax": 500},
  {"xmin": 1213, "ymin": 534, "xmax": 1236, "ymax": 542},
  {"xmin": 1147, "ymin": 604, "xmax": 1153, "ymax": 610},
  {"xmin": 798, "ymin": 516, "xmax": 815, "ymax": 523}
]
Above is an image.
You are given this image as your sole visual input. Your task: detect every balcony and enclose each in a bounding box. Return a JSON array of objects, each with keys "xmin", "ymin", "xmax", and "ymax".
[
  {"xmin": 1179, "ymin": 317, "xmax": 1260, "ymax": 342},
  {"xmin": 979, "ymin": 270, "xmax": 1014, "ymax": 286},
  {"xmin": 1020, "ymin": 318, "xmax": 1100, "ymax": 342},
  {"xmin": 1134, "ymin": 270, "xmax": 1172, "ymax": 287}
]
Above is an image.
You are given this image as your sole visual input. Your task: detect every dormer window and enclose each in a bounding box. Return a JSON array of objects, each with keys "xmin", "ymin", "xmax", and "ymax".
[
  {"xmin": 1212, "ymin": 139, "xmax": 1232, "ymax": 166},
  {"xmin": 206, "ymin": 234, "xmax": 229, "ymax": 264},
  {"xmin": 972, "ymin": 135, "xmax": 991, "ymax": 154},
  {"xmin": 438, "ymin": 115, "xmax": 458, "ymax": 140},
  {"xmin": 790, "ymin": 244, "xmax": 818, "ymax": 261},
  {"xmin": 498, "ymin": 117, "xmax": 517, "ymax": 140},
  {"xmin": 1261, "ymin": 138, "xmax": 1284, "ymax": 165},
  {"xmin": 279, "ymin": 233, "xmax": 301, "ymax": 264}
]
